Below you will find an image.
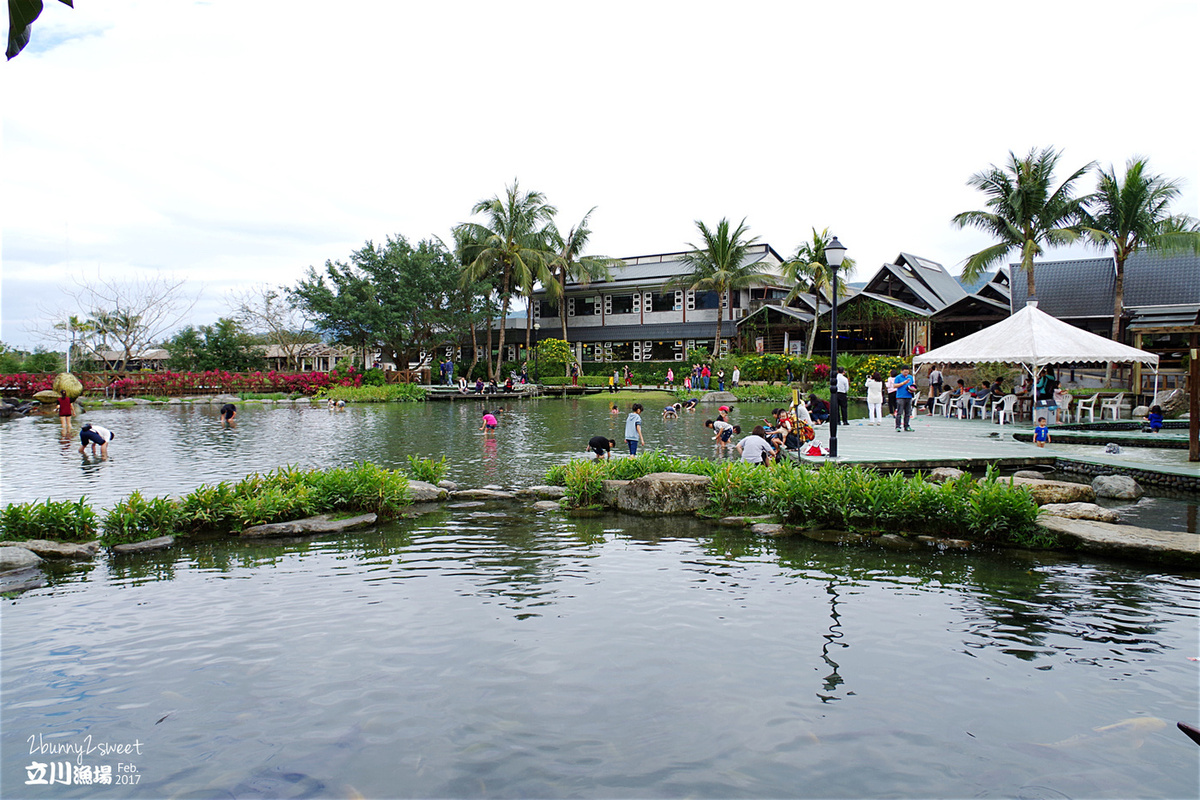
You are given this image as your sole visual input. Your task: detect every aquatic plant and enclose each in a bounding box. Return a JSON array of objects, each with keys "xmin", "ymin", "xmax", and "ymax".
[
  {"xmin": 561, "ymin": 459, "xmax": 607, "ymax": 506},
  {"xmin": 406, "ymin": 455, "xmax": 448, "ymax": 484},
  {"xmin": 0, "ymin": 497, "xmax": 98, "ymax": 541},
  {"xmin": 101, "ymin": 492, "xmax": 181, "ymax": 546}
]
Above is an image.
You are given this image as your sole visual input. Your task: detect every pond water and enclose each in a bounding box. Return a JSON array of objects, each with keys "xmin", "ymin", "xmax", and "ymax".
[
  {"xmin": 2, "ymin": 400, "xmax": 1199, "ymax": 799},
  {"xmin": 4, "ymin": 509, "xmax": 1198, "ymax": 799}
]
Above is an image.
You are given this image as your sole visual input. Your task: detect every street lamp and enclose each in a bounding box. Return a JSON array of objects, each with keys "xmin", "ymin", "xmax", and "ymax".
[
  {"xmin": 825, "ymin": 236, "xmax": 847, "ymax": 459},
  {"xmin": 533, "ymin": 322, "xmax": 541, "ymax": 385}
]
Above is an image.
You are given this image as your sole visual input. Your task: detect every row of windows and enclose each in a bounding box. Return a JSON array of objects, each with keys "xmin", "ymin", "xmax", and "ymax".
[
  {"xmin": 472, "ymin": 338, "xmax": 731, "ymax": 364},
  {"xmin": 536, "ymin": 291, "xmax": 725, "ymax": 319}
]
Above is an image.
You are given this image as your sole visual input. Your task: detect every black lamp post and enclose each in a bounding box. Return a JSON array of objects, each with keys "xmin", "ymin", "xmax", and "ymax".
[{"xmin": 825, "ymin": 236, "xmax": 847, "ymax": 459}]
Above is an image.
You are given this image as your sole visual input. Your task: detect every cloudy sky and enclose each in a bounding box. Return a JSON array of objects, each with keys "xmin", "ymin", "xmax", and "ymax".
[{"xmin": 3, "ymin": 1, "xmax": 1196, "ymax": 350}]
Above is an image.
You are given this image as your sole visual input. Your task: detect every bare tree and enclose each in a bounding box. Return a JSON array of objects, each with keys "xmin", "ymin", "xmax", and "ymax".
[
  {"xmin": 228, "ymin": 285, "xmax": 315, "ymax": 371},
  {"xmin": 40, "ymin": 274, "xmax": 199, "ymax": 371}
]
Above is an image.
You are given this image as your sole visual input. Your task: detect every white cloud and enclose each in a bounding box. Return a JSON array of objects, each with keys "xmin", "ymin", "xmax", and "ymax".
[{"xmin": 3, "ymin": 0, "xmax": 1196, "ymax": 349}]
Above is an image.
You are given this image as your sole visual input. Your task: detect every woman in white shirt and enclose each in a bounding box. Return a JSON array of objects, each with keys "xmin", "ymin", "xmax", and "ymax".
[
  {"xmin": 865, "ymin": 371, "xmax": 884, "ymax": 426},
  {"xmin": 736, "ymin": 426, "xmax": 776, "ymax": 466}
]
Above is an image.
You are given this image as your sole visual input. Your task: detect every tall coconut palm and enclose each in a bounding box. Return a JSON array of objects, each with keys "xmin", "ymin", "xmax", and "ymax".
[
  {"xmin": 953, "ymin": 147, "xmax": 1094, "ymax": 297},
  {"xmin": 781, "ymin": 228, "xmax": 857, "ymax": 358},
  {"xmin": 669, "ymin": 218, "xmax": 764, "ymax": 358},
  {"xmin": 455, "ymin": 180, "xmax": 557, "ymax": 379},
  {"xmin": 545, "ymin": 209, "xmax": 621, "ymax": 356},
  {"xmin": 1081, "ymin": 158, "xmax": 1200, "ymax": 343}
]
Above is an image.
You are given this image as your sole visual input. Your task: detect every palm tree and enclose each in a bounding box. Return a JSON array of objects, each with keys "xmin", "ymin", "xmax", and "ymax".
[
  {"xmin": 455, "ymin": 180, "xmax": 557, "ymax": 379},
  {"xmin": 952, "ymin": 147, "xmax": 1094, "ymax": 298},
  {"xmin": 781, "ymin": 227, "xmax": 857, "ymax": 357},
  {"xmin": 669, "ymin": 218, "xmax": 765, "ymax": 358},
  {"xmin": 545, "ymin": 209, "xmax": 621, "ymax": 356},
  {"xmin": 1081, "ymin": 158, "xmax": 1200, "ymax": 343}
]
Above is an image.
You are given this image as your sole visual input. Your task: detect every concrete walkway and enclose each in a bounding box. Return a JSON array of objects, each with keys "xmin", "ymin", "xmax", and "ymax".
[{"xmin": 804, "ymin": 411, "xmax": 1200, "ymax": 478}]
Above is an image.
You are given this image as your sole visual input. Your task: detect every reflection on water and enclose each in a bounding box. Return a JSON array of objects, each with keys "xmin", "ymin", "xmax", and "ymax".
[{"xmin": 2, "ymin": 511, "xmax": 1197, "ymax": 799}]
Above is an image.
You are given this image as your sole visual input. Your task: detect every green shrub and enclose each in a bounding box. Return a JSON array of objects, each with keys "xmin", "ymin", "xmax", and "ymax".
[
  {"xmin": 101, "ymin": 492, "xmax": 181, "ymax": 546},
  {"xmin": 231, "ymin": 484, "xmax": 315, "ymax": 527},
  {"xmin": 0, "ymin": 497, "xmax": 98, "ymax": 541},
  {"xmin": 406, "ymin": 455, "xmax": 448, "ymax": 484},
  {"xmin": 561, "ymin": 459, "xmax": 607, "ymax": 506},
  {"xmin": 178, "ymin": 482, "xmax": 238, "ymax": 532},
  {"xmin": 320, "ymin": 383, "xmax": 427, "ymax": 402},
  {"xmin": 965, "ymin": 467, "xmax": 1043, "ymax": 544}
]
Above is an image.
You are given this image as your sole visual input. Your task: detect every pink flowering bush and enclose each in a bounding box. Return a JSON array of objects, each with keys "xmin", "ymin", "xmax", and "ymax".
[
  {"xmin": 812, "ymin": 363, "xmax": 831, "ymax": 379},
  {"xmin": 1, "ymin": 368, "xmax": 362, "ymax": 398}
]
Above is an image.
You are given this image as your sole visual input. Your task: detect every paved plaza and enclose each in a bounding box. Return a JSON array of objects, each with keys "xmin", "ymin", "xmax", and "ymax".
[{"xmin": 807, "ymin": 409, "xmax": 1200, "ymax": 478}]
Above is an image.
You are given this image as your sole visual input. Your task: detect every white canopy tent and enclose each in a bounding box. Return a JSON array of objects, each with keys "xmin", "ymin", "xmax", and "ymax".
[{"xmin": 913, "ymin": 301, "xmax": 1159, "ymax": 413}]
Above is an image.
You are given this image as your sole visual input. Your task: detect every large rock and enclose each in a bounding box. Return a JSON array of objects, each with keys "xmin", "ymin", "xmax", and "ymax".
[
  {"xmin": 927, "ymin": 467, "xmax": 967, "ymax": 483},
  {"xmin": 1013, "ymin": 469, "xmax": 1053, "ymax": 480},
  {"xmin": 1039, "ymin": 503, "xmax": 1121, "ymax": 523},
  {"xmin": 1039, "ymin": 516, "xmax": 1199, "ymax": 567},
  {"xmin": 33, "ymin": 389, "xmax": 60, "ymax": 404},
  {"xmin": 749, "ymin": 522, "xmax": 785, "ymax": 536},
  {"xmin": 406, "ymin": 480, "xmax": 449, "ymax": 502},
  {"xmin": 1091, "ymin": 474, "xmax": 1143, "ymax": 501},
  {"xmin": 615, "ymin": 472, "xmax": 712, "ymax": 515},
  {"xmin": 1152, "ymin": 389, "xmax": 1187, "ymax": 416},
  {"xmin": 599, "ymin": 480, "xmax": 629, "ymax": 507},
  {"xmin": 515, "ymin": 485, "xmax": 567, "ymax": 500},
  {"xmin": 1131, "ymin": 405, "xmax": 1150, "ymax": 418},
  {"xmin": 1006, "ymin": 477, "xmax": 1095, "ymax": 505},
  {"xmin": 0, "ymin": 546, "xmax": 43, "ymax": 572},
  {"xmin": 0, "ymin": 539, "xmax": 99, "ymax": 560},
  {"xmin": 52, "ymin": 373, "xmax": 84, "ymax": 399},
  {"xmin": 700, "ymin": 391, "xmax": 738, "ymax": 404},
  {"xmin": 240, "ymin": 513, "xmax": 376, "ymax": 538},
  {"xmin": 451, "ymin": 488, "xmax": 516, "ymax": 501},
  {"xmin": 111, "ymin": 535, "xmax": 175, "ymax": 553}
]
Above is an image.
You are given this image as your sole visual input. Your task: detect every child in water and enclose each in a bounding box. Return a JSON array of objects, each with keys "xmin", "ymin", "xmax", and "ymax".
[
  {"xmin": 479, "ymin": 410, "xmax": 498, "ymax": 432},
  {"xmin": 1033, "ymin": 417, "xmax": 1051, "ymax": 448},
  {"xmin": 1143, "ymin": 405, "xmax": 1164, "ymax": 433}
]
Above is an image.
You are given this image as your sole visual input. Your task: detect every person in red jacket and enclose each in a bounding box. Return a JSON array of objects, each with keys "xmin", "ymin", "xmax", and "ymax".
[{"xmin": 57, "ymin": 391, "xmax": 74, "ymax": 436}]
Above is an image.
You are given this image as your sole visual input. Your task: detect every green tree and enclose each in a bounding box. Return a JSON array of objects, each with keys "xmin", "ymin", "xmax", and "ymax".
[
  {"xmin": 669, "ymin": 218, "xmax": 766, "ymax": 358},
  {"xmin": 952, "ymin": 146, "xmax": 1094, "ymax": 298},
  {"xmin": 291, "ymin": 235, "xmax": 466, "ymax": 368},
  {"xmin": 166, "ymin": 319, "xmax": 267, "ymax": 372},
  {"xmin": 545, "ymin": 209, "xmax": 620, "ymax": 357},
  {"xmin": 1081, "ymin": 158, "xmax": 1200, "ymax": 343},
  {"xmin": 455, "ymin": 180, "xmax": 557, "ymax": 379},
  {"xmin": 781, "ymin": 227, "xmax": 857, "ymax": 358}
]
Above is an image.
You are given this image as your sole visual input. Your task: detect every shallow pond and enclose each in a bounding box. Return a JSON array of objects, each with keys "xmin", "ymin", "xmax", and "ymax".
[
  {"xmin": 3, "ymin": 508, "xmax": 1198, "ymax": 798},
  {"xmin": 2, "ymin": 399, "xmax": 1198, "ymax": 798}
]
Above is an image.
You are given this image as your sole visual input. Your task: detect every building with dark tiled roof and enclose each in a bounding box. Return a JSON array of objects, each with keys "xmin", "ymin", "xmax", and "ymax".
[
  {"xmin": 524, "ymin": 244, "xmax": 789, "ymax": 364},
  {"xmin": 1009, "ymin": 249, "xmax": 1200, "ymax": 387}
]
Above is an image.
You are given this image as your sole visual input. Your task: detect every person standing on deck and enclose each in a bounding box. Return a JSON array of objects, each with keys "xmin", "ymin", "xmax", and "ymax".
[
  {"xmin": 865, "ymin": 372, "xmax": 884, "ymax": 426},
  {"xmin": 834, "ymin": 367, "xmax": 850, "ymax": 427},
  {"xmin": 894, "ymin": 366, "xmax": 915, "ymax": 432}
]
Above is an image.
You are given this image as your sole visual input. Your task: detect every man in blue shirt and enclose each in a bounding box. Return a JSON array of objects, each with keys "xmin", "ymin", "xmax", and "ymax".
[{"xmin": 894, "ymin": 366, "xmax": 915, "ymax": 432}]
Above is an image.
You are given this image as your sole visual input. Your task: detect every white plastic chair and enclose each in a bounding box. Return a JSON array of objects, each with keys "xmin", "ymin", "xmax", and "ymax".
[
  {"xmin": 931, "ymin": 390, "xmax": 953, "ymax": 417},
  {"xmin": 1075, "ymin": 394, "xmax": 1098, "ymax": 423},
  {"xmin": 968, "ymin": 395, "xmax": 989, "ymax": 419},
  {"xmin": 991, "ymin": 394, "xmax": 1017, "ymax": 426},
  {"xmin": 953, "ymin": 394, "xmax": 970, "ymax": 419},
  {"xmin": 1100, "ymin": 392, "xmax": 1125, "ymax": 420}
]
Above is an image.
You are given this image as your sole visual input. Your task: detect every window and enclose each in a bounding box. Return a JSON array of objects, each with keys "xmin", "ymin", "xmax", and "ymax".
[
  {"xmin": 695, "ymin": 291, "xmax": 721, "ymax": 310},
  {"xmin": 609, "ymin": 294, "xmax": 635, "ymax": 315},
  {"xmin": 581, "ymin": 297, "xmax": 602, "ymax": 316},
  {"xmin": 537, "ymin": 300, "xmax": 556, "ymax": 319}
]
